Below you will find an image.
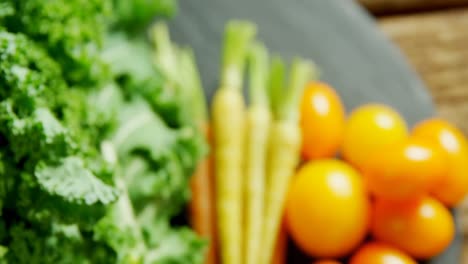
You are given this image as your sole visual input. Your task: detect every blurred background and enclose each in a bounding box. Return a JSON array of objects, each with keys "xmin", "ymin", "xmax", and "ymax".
[{"xmin": 357, "ymin": 0, "xmax": 468, "ymax": 262}]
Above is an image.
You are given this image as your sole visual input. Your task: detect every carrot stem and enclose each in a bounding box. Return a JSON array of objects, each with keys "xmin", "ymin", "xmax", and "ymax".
[
  {"xmin": 248, "ymin": 42, "xmax": 269, "ymax": 106},
  {"xmin": 268, "ymin": 56, "xmax": 286, "ymax": 120},
  {"xmin": 279, "ymin": 59, "xmax": 317, "ymax": 121},
  {"xmin": 220, "ymin": 21, "xmax": 257, "ymax": 90}
]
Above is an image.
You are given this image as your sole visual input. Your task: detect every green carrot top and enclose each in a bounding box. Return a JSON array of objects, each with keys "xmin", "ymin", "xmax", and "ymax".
[
  {"xmin": 269, "ymin": 57, "xmax": 317, "ymax": 121},
  {"xmin": 220, "ymin": 20, "xmax": 257, "ymax": 91},
  {"xmin": 268, "ymin": 56, "xmax": 286, "ymax": 120},
  {"xmin": 248, "ymin": 41, "xmax": 269, "ymax": 106}
]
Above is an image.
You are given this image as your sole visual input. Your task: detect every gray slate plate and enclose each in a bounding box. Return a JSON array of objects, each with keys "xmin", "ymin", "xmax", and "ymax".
[{"xmin": 168, "ymin": 0, "xmax": 462, "ymax": 263}]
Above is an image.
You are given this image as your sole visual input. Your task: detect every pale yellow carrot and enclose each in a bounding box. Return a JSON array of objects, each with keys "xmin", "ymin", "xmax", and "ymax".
[
  {"xmin": 260, "ymin": 58, "xmax": 316, "ymax": 264},
  {"xmin": 243, "ymin": 42, "xmax": 271, "ymax": 264},
  {"xmin": 211, "ymin": 21, "xmax": 256, "ymax": 264}
]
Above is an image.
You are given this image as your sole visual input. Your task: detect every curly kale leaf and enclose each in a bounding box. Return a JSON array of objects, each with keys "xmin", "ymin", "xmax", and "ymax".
[
  {"xmin": 0, "ymin": 1, "xmax": 207, "ymax": 263},
  {"xmin": 112, "ymin": 98, "xmax": 205, "ymax": 216},
  {"xmin": 3, "ymin": 0, "xmax": 112, "ymax": 85},
  {"xmin": 0, "ymin": 2, "xmax": 14, "ymax": 27},
  {"xmin": 5, "ymin": 222, "xmax": 115, "ymax": 264},
  {"xmin": 112, "ymin": 0, "xmax": 176, "ymax": 33},
  {"xmin": 35, "ymin": 157, "xmax": 119, "ymax": 205},
  {"xmin": 0, "ymin": 29, "xmax": 118, "ymax": 230},
  {"xmin": 101, "ymin": 31, "xmax": 207, "ymax": 263},
  {"xmin": 0, "ymin": 31, "xmax": 67, "ymax": 114},
  {"xmin": 137, "ymin": 205, "xmax": 206, "ymax": 264},
  {"xmin": 102, "ymin": 32, "xmax": 192, "ymax": 128}
]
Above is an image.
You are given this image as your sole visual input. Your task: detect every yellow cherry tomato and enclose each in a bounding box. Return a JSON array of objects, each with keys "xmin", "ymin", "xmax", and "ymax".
[
  {"xmin": 412, "ymin": 118, "xmax": 468, "ymax": 206},
  {"xmin": 371, "ymin": 196, "xmax": 455, "ymax": 259},
  {"xmin": 342, "ymin": 104, "xmax": 408, "ymax": 170},
  {"xmin": 286, "ymin": 160, "xmax": 370, "ymax": 258},
  {"xmin": 300, "ymin": 82, "xmax": 346, "ymax": 159},
  {"xmin": 361, "ymin": 137, "xmax": 449, "ymax": 200},
  {"xmin": 349, "ymin": 242, "xmax": 417, "ymax": 264}
]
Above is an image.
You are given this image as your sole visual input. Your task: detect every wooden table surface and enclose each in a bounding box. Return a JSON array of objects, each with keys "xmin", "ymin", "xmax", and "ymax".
[{"xmin": 357, "ymin": 1, "xmax": 468, "ymax": 263}]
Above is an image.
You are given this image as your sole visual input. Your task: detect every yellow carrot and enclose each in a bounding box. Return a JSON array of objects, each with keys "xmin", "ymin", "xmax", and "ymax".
[
  {"xmin": 260, "ymin": 58, "xmax": 316, "ymax": 264},
  {"xmin": 211, "ymin": 21, "xmax": 256, "ymax": 264},
  {"xmin": 244, "ymin": 42, "xmax": 271, "ymax": 264}
]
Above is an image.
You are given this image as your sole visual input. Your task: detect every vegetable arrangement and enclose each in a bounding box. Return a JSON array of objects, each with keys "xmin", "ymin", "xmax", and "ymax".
[{"xmin": 0, "ymin": 0, "xmax": 466, "ymax": 263}]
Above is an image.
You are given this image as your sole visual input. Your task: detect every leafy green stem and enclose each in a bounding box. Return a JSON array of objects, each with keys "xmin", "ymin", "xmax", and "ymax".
[
  {"xmin": 280, "ymin": 59, "xmax": 317, "ymax": 121},
  {"xmin": 248, "ymin": 41, "xmax": 269, "ymax": 106},
  {"xmin": 220, "ymin": 21, "xmax": 257, "ymax": 90},
  {"xmin": 268, "ymin": 56, "xmax": 286, "ymax": 120}
]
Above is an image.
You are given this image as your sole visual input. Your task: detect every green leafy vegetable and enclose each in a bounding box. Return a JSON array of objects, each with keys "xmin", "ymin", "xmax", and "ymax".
[
  {"xmin": 0, "ymin": 0, "xmax": 207, "ymax": 263},
  {"xmin": 112, "ymin": 0, "xmax": 176, "ymax": 33},
  {"xmin": 2, "ymin": 0, "xmax": 112, "ymax": 85},
  {"xmin": 35, "ymin": 157, "xmax": 119, "ymax": 205}
]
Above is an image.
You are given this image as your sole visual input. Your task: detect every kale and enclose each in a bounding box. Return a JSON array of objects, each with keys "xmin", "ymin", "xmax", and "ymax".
[{"xmin": 0, "ymin": 0, "xmax": 207, "ymax": 263}]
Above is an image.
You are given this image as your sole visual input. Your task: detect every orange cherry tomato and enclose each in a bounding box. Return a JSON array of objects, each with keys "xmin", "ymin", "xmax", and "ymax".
[
  {"xmin": 412, "ymin": 118, "xmax": 468, "ymax": 206},
  {"xmin": 312, "ymin": 260, "xmax": 342, "ymax": 264},
  {"xmin": 361, "ymin": 137, "xmax": 449, "ymax": 200},
  {"xmin": 342, "ymin": 104, "xmax": 408, "ymax": 170},
  {"xmin": 286, "ymin": 160, "xmax": 370, "ymax": 258},
  {"xmin": 349, "ymin": 242, "xmax": 417, "ymax": 264},
  {"xmin": 371, "ymin": 196, "xmax": 455, "ymax": 259},
  {"xmin": 300, "ymin": 82, "xmax": 346, "ymax": 160}
]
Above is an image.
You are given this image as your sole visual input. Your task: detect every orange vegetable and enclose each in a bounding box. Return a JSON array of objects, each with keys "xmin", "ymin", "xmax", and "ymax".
[
  {"xmin": 286, "ymin": 160, "xmax": 370, "ymax": 258},
  {"xmin": 342, "ymin": 104, "xmax": 408, "ymax": 170},
  {"xmin": 371, "ymin": 196, "xmax": 455, "ymax": 259},
  {"xmin": 412, "ymin": 118, "xmax": 468, "ymax": 206},
  {"xmin": 300, "ymin": 82, "xmax": 345, "ymax": 160},
  {"xmin": 349, "ymin": 242, "xmax": 417, "ymax": 264},
  {"xmin": 189, "ymin": 125, "xmax": 218, "ymax": 264},
  {"xmin": 361, "ymin": 137, "xmax": 448, "ymax": 200}
]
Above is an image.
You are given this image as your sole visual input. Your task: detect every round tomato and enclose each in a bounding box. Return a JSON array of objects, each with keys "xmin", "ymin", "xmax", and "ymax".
[
  {"xmin": 349, "ymin": 242, "xmax": 417, "ymax": 264},
  {"xmin": 286, "ymin": 160, "xmax": 370, "ymax": 258},
  {"xmin": 371, "ymin": 196, "xmax": 455, "ymax": 259},
  {"xmin": 412, "ymin": 118, "xmax": 468, "ymax": 206},
  {"xmin": 361, "ymin": 137, "xmax": 448, "ymax": 200},
  {"xmin": 300, "ymin": 82, "xmax": 346, "ymax": 159},
  {"xmin": 342, "ymin": 104, "xmax": 408, "ymax": 170}
]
